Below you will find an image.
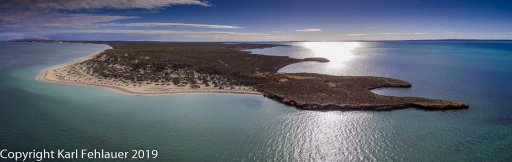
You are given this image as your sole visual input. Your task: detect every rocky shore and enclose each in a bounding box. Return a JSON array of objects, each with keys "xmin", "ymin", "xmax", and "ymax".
[{"xmin": 260, "ymin": 74, "xmax": 468, "ymax": 110}]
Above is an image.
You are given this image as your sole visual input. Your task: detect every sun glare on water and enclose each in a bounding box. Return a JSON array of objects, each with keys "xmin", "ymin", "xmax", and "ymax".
[{"xmin": 301, "ymin": 42, "xmax": 361, "ymax": 67}]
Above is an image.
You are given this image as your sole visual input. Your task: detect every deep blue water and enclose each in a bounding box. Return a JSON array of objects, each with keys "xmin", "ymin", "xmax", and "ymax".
[{"xmin": 1, "ymin": 41, "xmax": 511, "ymax": 161}]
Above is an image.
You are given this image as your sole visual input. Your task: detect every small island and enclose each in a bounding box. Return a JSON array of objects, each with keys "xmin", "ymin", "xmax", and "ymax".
[{"xmin": 36, "ymin": 41, "xmax": 468, "ymax": 110}]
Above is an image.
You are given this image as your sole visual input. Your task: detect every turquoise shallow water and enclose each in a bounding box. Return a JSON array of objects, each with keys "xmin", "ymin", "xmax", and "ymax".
[{"xmin": 1, "ymin": 41, "xmax": 511, "ymax": 161}]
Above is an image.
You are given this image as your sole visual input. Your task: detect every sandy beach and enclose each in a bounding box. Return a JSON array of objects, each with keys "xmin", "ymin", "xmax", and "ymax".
[{"xmin": 36, "ymin": 49, "xmax": 261, "ymax": 96}]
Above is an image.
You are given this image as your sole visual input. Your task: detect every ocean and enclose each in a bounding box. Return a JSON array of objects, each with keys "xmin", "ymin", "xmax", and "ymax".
[{"xmin": 0, "ymin": 41, "xmax": 511, "ymax": 161}]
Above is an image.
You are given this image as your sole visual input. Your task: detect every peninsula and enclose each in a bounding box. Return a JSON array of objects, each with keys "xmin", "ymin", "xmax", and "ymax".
[{"xmin": 37, "ymin": 41, "xmax": 468, "ymax": 110}]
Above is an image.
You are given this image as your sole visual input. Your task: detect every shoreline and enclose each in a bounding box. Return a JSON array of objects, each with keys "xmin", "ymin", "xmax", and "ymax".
[
  {"xmin": 33, "ymin": 41, "xmax": 467, "ymax": 110},
  {"xmin": 36, "ymin": 47, "xmax": 262, "ymax": 96}
]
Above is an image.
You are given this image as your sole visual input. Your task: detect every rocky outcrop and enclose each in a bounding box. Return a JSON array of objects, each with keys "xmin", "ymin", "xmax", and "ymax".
[
  {"xmin": 258, "ymin": 73, "xmax": 468, "ymax": 110},
  {"xmin": 303, "ymin": 57, "xmax": 330, "ymax": 62}
]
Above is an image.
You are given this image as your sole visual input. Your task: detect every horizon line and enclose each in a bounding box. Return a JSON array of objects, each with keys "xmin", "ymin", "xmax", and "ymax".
[{"xmin": 5, "ymin": 38, "xmax": 512, "ymax": 43}]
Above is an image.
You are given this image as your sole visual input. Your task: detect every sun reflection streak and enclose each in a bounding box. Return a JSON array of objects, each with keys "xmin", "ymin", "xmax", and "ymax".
[
  {"xmin": 301, "ymin": 42, "xmax": 361, "ymax": 67},
  {"xmin": 273, "ymin": 111, "xmax": 379, "ymax": 161}
]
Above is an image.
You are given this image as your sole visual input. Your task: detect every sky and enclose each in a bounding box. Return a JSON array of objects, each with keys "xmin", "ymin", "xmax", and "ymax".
[{"xmin": 1, "ymin": 0, "xmax": 511, "ymax": 41}]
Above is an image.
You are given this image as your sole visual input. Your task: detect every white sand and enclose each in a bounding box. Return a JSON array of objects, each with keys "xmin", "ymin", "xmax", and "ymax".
[{"xmin": 36, "ymin": 49, "xmax": 261, "ymax": 96}]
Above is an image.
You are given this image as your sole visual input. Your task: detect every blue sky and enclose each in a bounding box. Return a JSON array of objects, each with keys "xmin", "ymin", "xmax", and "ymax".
[{"xmin": 1, "ymin": 0, "xmax": 511, "ymax": 41}]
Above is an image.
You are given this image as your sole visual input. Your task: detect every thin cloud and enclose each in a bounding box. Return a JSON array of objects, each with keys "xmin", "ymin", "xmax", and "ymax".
[
  {"xmin": 347, "ymin": 33, "xmax": 370, "ymax": 36},
  {"xmin": 296, "ymin": 28, "xmax": 321, "ymax": 32},
  {"xmin": 69, "ymin": 30, "xmax": 272, "ymax": 36},
  {"xmin": 101, "ymin": 23, "xmax": 244, "ymax": 29},
  {"xmin": 0, "ymin": 0, "xmax": 210, "ymax": 10},
  {"xmin": 379, "ymin": 32, "xmax": 430, "ymax": 35},
  {"xmin": 380, "ymin": 32, "xmax": 409, "ymax": 35},
  {"xmin": 0, "ymin": 0, "xmax": 212, "ymax": 39},
  {"xmin": 0, "ymin": 11, "xmax": 137, "ymax": 30},
  {"xmin": 56, "ymin": 29, "xmax": 283, "ymax": 41}
]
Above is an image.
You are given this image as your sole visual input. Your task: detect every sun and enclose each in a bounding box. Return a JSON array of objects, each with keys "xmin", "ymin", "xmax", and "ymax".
[{"xmin": 301, "ymin": 42, "xmax": 360, "ymax": 67}]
